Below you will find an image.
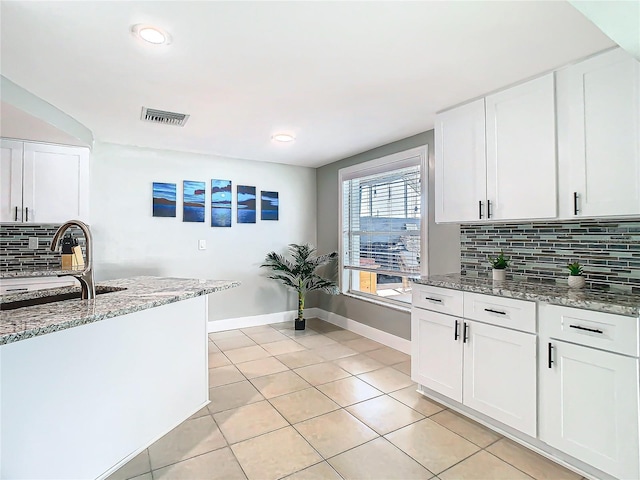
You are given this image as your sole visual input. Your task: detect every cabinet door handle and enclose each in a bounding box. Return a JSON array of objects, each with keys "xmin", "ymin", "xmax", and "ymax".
[
  {"xmin": 25, "ymin": 207, "xmax": 29, "ymax": 222},
  {"xmin": 548, "ymin": 342, "xmax": 554, "ymax": 368},
  {"xmin": 569, "ymin": 324, "xmax": 604, "ymax": 334},
  {"xmin": 425, "ymin": 297, "xmax": 442, "ymax": 303},
  {"xmin": 478, "ymin": 200, "xmax": 483, "ymax": 219},
  {"xmin": 463, "ymin": 322, "xmax": 469, "ymax": 343},
  {"xmin": 487, "ymin": 200, "xmax": 492, "ymax": 219},
  {"xmin": 14, "ymin": 206, "xmax": 18, "ymax": 221},
  {"xmin": 573, "ymin": 192, "xmax": 579, "ymax": 215},
  {"xmin": 454, "ymin": 320, "xmax": 459, "ymax": 341},
  {"xmin": 484, "ymin": 308, "xmax": 506, "ymax": 315},
  {"xmin": 6, "ymin": 287, "xmax": 28, "ymax": 292}
]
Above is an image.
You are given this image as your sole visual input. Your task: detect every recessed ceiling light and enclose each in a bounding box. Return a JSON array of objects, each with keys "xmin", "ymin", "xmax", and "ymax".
[
  {"xmin": 272, "ymin": 133, "xmax": 295, "ymax": 143},
  {"xmin": 131, "ymin": 24, "xmax": 172, "ymax": 45}
]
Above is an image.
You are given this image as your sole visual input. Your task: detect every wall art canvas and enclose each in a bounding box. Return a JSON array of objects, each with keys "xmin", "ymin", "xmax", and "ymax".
[
  {"xmin": 152, "ymin": 182, "xmax": 176, "ymax": 217},
  {"xmin": 237, "ymin": 185, "xmax": 256, "ymax": 223},
  {"xmin": 183, "ymin": 180, "xmax": 206, "ymax": 222},
  {"xmin": 211, "ymin": 179, "xmax": 232, "ymax": 227},
  {"xmin": 261, "ymin": 191, "xmax": 279, "ymax": 221}
]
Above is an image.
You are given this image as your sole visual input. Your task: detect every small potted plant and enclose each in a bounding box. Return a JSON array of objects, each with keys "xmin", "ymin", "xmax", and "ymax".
[
  {"xmin": 262, "ymin": 244, "xmax": 339, "ymax": 330},
  {"xmin": 567, "ymin": 262, "xmax": 586, "ymax": 289},
  {"xmin": 488, "ymin": 251, "xmax": 510, "ymax": 281}
]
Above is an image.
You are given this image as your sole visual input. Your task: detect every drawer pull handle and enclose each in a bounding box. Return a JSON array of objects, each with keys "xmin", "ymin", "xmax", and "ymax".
[
  {"xmin": 454, "ymin": 320, "xmax": 459, "ymax": 341},
  {"xmin": 569, "ymin": 324, "xmax": 604, "ymax": 334},
  {"xmin": 6, "ymin": 287, "xmax": 28, "ymax": 292},
  {"xmin": 484, "ymin": 308, "xmax": 506, "ymax": 315},
  {"xmin": 548, "ymin": 342, "xmax": 554, "ymax": 369},
  {"xmin": 425, "ymin": 297, "xmax": 442, "ymax": 303},
  {"xmin": 463, "ymin": 322, "xmax": 469, "ymax": 343}
]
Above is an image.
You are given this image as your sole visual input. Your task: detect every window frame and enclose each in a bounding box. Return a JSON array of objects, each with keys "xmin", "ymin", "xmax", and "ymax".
[{"xmin": 338, "ymin": 145, "xmax": 428, "ymax": 308}]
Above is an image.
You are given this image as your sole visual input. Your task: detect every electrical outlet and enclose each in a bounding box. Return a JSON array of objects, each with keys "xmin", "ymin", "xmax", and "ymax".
[
  {"xmin": 28, "ymin": 237, "xmax": 39, "ymax": 249},
  {"xmin": 198, "ymin": 239, "xmax": 207, "ymax": 250}
]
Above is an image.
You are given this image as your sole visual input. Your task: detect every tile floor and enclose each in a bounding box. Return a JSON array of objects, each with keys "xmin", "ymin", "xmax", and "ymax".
[{"xmin": 108, "ymin": 318, "xmax": 585, "ymax": 480}]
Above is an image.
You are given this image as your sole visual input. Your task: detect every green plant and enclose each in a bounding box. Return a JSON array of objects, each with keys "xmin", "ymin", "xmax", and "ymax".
[
  {"xmin": 567, "ymin": 262, "xmax": 584, "ymax": 276},
  {"xmin": 488, "ymin": 251, "xmax": 510, "ymax": 270},
  {"xmin": 261, "ymin": 244, "xmax": 339, "ymax": 322}
]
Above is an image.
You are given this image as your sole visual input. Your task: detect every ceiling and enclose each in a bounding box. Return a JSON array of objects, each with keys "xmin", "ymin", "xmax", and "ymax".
[{"xmin": 0, "ymin": 1, "xmax": 615, "ymax": 168}]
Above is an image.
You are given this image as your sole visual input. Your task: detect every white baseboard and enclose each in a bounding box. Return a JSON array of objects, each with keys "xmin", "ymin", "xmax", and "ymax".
[{"xmin": 207, "ymin": 310, "xmax": 296, "ymax": 333}]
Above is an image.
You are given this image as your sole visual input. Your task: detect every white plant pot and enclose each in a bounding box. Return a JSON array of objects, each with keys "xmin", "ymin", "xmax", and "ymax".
[
  {"xmin": 568, "ymin": 275, "xmax": 586, "ymax": 289},
  {"xmin": 492, "ymin": 269, "xmax": 506, "ymax": 281}
]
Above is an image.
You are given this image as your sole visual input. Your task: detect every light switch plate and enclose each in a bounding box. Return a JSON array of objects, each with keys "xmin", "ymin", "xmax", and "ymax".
[
  {"xmin": 198, "ymin": 239, "xmax": 207, "ymax": 250},
  {"xmin": 28, "ymin": 237, "xmax": 39, "ymax": 249}
]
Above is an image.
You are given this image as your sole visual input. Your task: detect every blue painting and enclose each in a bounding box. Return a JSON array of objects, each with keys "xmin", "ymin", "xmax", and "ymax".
[
  {"xmin": 152, "ymin": 182, "xmax": 176, "ymax": 217},
  {"xmin": 211, "ymin": 179, "xmax": 232, "ymax": 227},
  {"xmin": 261, "ymin": 191, "xmax": 279, "ymax": 221},
  {"xmin": 183, "ymin": 180, "xmax": 206, "ymax": 222},
  {"xmin": 237, "ymin": 185, "xmax": 256, "ymax": 224}
]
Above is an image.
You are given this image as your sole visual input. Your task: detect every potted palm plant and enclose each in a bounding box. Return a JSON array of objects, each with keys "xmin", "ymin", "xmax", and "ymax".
[
  {"xmin": 567, "ymin": 261, "xmax": 586, "ymax": 289},
  {"xmin": 488, "ymin": 251, "xmax": 510, "ymax": 281},
  {"xmin": 261, "ymin": 244, "xmax": 339, "ymax": 330}
]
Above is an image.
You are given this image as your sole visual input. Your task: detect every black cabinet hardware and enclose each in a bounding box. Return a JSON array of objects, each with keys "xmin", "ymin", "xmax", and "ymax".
[
  {"xmin": 25, "ymin": 207, "xmax": 29, "ymax": 222},
  {"xmin": 463, "ymin": 322, "xmax": 469, "ymax": 343},
  {"xmin": 487, "ymin": 200, "xmax": 492, "ymax": 219},
  {"xmin": 14, "ymin": 206, "xmax": 18, "ymax": 221},
  {"xmin": 6, "ymin": 288, "xmax": 28, "ymax": 292},
  {"xmin": 484, "ymin": 308, "xmax": 506, "ymax": 315},
  {"xmin": 573, "ymin": 192, "xmax": 579, "ymax": 215},
  {"xmin": 478, "ymin": 200, "xmax": 483, "ymax": 219},
  {"xmin": 570, "ymin": 324, "xmax": 604, "ymax": 334},
  {"xmin": 425, "ymin": 297, "xmax": 442, "ymax": 303},
  {"xmin": 454, "ymin": 320, "xmax": 459, "ymax": 341},
  {"xmin": 548, "ymin": 342, "xmax": 554, "ymax": 368}
]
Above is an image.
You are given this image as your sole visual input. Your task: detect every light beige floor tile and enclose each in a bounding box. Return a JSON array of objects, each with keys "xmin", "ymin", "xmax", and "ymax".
[
  {"xmin": 365, "ymin": 347, "xmax": 411, "ymax": 365},
  {"xmin": 106, "ymin": 450, "xmax": 150, "ymax": 480},
  {"xmin": 153, "ymin": 447, "xmax": 246, "ymax": 480},
  {"xmin": 295, "ymin": 334, "xmax": 338, "ymax": 349},
  {"xmin": 392, "ymin": 360, "xmax": 411, "ymax": 375},
  {"xmin": 342, "ymin": 337, "xmax": 385, "ymax": 353},
  {"xmin": 209, "ymin": 365, "xmax": 245, "ymax": 387},
  {"xmin": 129, "ymin": 473, "xmax": 152, "ymax": 480},
  {"xmin": 283, "ymin": 461, "xmax": 342, "ymax": 480},
  {"xmin": 324, "ymin": 329, "xmax": 362, "ymax": 342},
  {"xmin": 261, "ymin": 339, "xmax": 307, "ymax": 355},
  {"xmin": 276, "ymin": 350, "xmax": 326, "ymax": 369},
  {"xmin": 224, "ymin": 344, "xmax": 271, "ymax": 364},
  {"xmin": 210, "ymin": 330, "xmax": 246, "ymax": 340},
  {"xmin": 346, "ymin": 395, "xmax": 425, "ymax": 434},
  {"xmin": 357, "ymin": 367, "xmax": 413, "ymax": 393},
  {"xmin": 188, "ymin": 406, "xmax": 211, "ymax": 420},
  {"xmin": 317, "ymin": 376, "xmax": 383, "ymax": 407},
  {"xmin": 280, "ymin": 328, "xmax": 321, "ymax": 339},
  {"xmin": 431, "ymin": 410, "xmax": 501, "ymax": 448},
  {"xmin": 487, "ymin": 438, "xmax": 582, "ymax": 480},
  {"xmin": 439, "ymin": 451, "xmax": 532, "ymax": 480},
  {"xmin": 250, "ymin": 370, "xmax": 311, "ymax": 399},
  {"xmin": 245, "ymin": 330, "xmax": 289, "ymax": 344},
  {"xmin": 213, "ymin": 400, "xmax": 288, "ymax": 444},
  {"xmin": 215, "ymin": 335, "xmax": 257, "ymax": 351},
  {"xmin": 232, "ymin": 426, "xmax": 322, "ymax": 480},
  {"xmin": 208, "ymin": 351, "xmax": 231, "ymax": 368},
  {"xmin": 294, "ymin": 362, "xmax": 351, "ymax": 386},
  {"xmin": 306, "ymin": 319, "xmax": 342, "ymax": 333},
  {"xmin": 148, "ymin": 415, "xmax": 227, "ymax": 470},
  {"xmin": 240, "ymin": 325, "xmax": 275, "ymax": 335},
  {"xmin": 333, "ymin": 353, "xmax": 385, "ymax": 375},
  {"xmin": 329, "ymin": 437, "xmax": 432, "ymax": 480},
  {"xmin": 269, "ymin": 387, "xmax": 340, "ymax": 424},
  {"xmin": 235, "ymin": 356, "xmax": 289, "ymax": 379},
  {"xmin": 386, "ymin": 419, "xmax": 480, "ymax": 474},
  {"xmin": 313, "ymin": 344, "xmax": 359, "ymax": 360},
  {"xmin": 390, "ymin": 386, "xmax": 446, "ymax": 417},
  {"xmin": 295, "ymin": 409, "xmax": 378, "ymax": 458},
  {"xmin": 208, "ymin": 380, "xmax": 264, "ymax": 413},
  {"xmin": 208, "ymin": 341, "xmax": 221, "ymax": 353}
]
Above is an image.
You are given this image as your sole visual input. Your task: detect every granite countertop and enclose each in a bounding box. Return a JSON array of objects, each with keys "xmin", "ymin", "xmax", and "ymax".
[
  {"xmin": 0, "ymin": 276, "xmax": 240, "ymax": 345},
  {"xmin": 1, "ymin": 270, "xmax": 80, "ymax": 279},
  {"xmin": 414, "ymin": 274, "xmax": 640, "ymax": 317}
]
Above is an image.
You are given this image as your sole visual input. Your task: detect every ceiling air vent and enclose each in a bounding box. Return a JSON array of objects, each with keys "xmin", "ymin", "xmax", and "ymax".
[{"xmin": 140, "ymin": 107, "xmax": 190, "ymax": 127}]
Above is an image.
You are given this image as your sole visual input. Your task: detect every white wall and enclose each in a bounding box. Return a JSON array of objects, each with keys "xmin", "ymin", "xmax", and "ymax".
[{"xmin": 90, "ymin": 142, "xmax": 316, "ymax": 321}]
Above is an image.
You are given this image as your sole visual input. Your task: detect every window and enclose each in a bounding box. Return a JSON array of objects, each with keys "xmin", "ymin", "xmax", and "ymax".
[{"xmin": 339, "ymin": 146, "xmax": 425, "ymax": 307}]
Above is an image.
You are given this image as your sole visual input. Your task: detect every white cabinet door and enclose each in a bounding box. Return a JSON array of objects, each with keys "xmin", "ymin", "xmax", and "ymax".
[
  {"xmin": 462, "ymin": 321, "xmax": 537, "ymax": 436},
  {"xmin": 435, "ymin": 99, "xmax": 487, "ymax": 223},
  {"xmin": 0, "ymin": 139, "xmax": 24, "ymax": 222},
  {"xmin": 540, "ymin": 340, "xmax": 640, "ymax": 480},
  {"xmin": 411, "ymin": 308, "xmax": 463, "ymax": 402},
  {"xmin": 22, "ymin": 142, "xmax": 90, "ymax": 223},
  {"xmin": 485, "ymin": 73, "xmax": 557, "ymax": 221},
  {"xmin": 557, "ymin": 48, "xmax": 640, "ymax": 218}
]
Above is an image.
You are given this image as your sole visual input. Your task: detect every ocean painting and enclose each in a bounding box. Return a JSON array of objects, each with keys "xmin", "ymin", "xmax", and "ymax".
[
  {"xmin": 183, "ymin": 180, "xmax": 206, "ymax": 222},
  {"xmin": 237, "ymin": 185, "xmax": 256, "ymax": 224},
  {"xmin": 261, "ymin": 191, "xmax": 279, "ymax": 220},
  {"xmin": 152, "ymin": 182, "xmax": 176, "ymax": 217},
  {"xmin": 211, "ymin": 179, "xmax": 232, "ymax": 227}
]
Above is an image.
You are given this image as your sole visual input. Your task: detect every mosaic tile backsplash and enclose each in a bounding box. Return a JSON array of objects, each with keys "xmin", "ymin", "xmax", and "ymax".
[
  {"xmin": 1, "ymin": 224, "xmax": 86, "ymax": 272},
  {"xmin": 461, "ymin": 219, "xmax": 640, "ymax": 293}
]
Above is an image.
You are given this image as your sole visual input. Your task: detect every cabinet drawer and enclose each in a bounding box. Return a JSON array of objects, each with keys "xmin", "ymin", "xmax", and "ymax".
[
  {"xmin": 412, "ymin": 284, "xmax": 463, "ymax": 317},
  {"xmin": 464, "ymin": 292, "xmax": 536, "ymax": 333},
  {"xmin": 539, "ymin": 303, "xmax": 639, "ymax": 357},
  {"xmin": 0, "ymin": 277, "xmax": 76, "ymax": 294}
]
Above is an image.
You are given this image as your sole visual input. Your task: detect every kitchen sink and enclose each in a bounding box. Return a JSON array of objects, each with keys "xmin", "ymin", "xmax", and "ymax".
[{"xmin": 0, "ymin": 286, "xmax": 127, "ymax": 311}]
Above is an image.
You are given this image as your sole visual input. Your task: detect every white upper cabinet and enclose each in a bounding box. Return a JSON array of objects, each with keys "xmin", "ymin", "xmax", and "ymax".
[
  {"xmin": 0, "ymin": 139, "xmax": 90, "ymax": 223},
  {"xmin": 485, "ymin": 73, "xmax": 557, "ymax": 221},
  {"xmin": 435, "ymin": 99, "xmax": 487, "ymax": 223},
  {"xmin": 557, "ymin": 48, "xmax": 640, "ymax": 218}
]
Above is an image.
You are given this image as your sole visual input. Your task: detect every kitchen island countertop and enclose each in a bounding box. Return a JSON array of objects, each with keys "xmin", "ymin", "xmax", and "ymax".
[
  {"xmin": 414, "ymin": 274, "xmax": 640, "ymax": 317},
  {"xmin": 0, "ymin": 276, "xmax": 240, "ymax": 345}
]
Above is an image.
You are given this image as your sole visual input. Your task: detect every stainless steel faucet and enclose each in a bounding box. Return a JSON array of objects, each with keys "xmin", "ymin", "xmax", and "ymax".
[{"xmin": 50, "ymin": 220, "xmax": 95, "ymax": 300}]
